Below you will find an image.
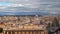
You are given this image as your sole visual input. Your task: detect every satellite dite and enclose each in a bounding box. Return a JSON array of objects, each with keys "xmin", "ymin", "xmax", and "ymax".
[{"xmin": 0, "ymin": 0, "xmax": 60, "ymax": 34}]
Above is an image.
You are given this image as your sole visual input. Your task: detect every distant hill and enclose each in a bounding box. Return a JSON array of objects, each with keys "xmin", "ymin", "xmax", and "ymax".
[{"xmin": 0, "ymin": 12, "xmax": 60, "ymax": 16}]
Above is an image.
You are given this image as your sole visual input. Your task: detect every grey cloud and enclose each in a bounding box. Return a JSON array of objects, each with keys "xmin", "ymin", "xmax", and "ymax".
[
  {"xmin": 0, "ymin": 0, "xmax": 60, "ymax": 15},
  {"xmin": 40, "ymin": 0, "xmax": 60, "ymax": 2},
  {"xmin": 48, "ymin": 4, "xmax": 60, "ymax": 8}
]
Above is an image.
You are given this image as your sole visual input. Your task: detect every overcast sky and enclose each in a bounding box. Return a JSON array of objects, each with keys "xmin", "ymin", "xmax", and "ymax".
[{"xmin": 0, "ymin": 0, "xmax": 60, "ymax": 15}]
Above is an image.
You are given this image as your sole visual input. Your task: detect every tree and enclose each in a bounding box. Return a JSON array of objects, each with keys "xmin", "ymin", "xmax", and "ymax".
[
  {"xmin": 46, "ymin": 17, "xmax": 59, "ymax": 34},
  {"xmin": 50, "ymin": 17, "xmax": 59, "ymax": 33},
  {"xmin": 52, "ymin": 17, "xmax": 59, "ymax": 27},
  {"xmin": 40, "ymin": 20, "xmax": 43, "ymax": 25},
  {"xmin": 46, "ymin": 23, "xmax": 51, "ymax": 31},
  {"xmin": 46, "ymin": 23, "xmax": 54, "ymax": 34},
  {"xmin": 0, "ymin": 28, "xmax": 3, "ymax": 33}
]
